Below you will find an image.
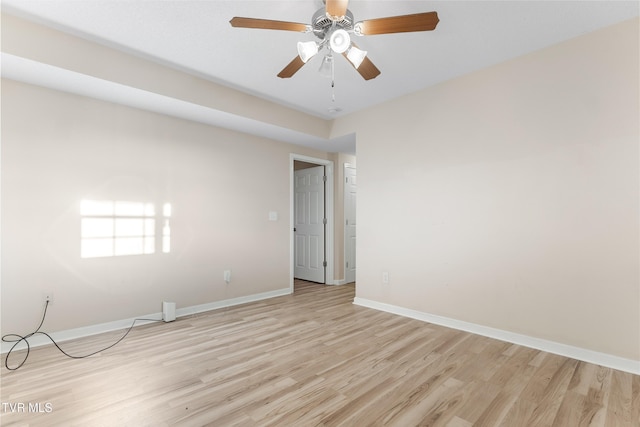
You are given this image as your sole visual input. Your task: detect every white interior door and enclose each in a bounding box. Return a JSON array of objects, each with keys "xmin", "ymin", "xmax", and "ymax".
[
  {"xmin": 294, "ymin": 165, "xmax": 325, "ymax": 283},
  {"xmin": 345, "ymin": 164, "xmax": 356, "ymax": 283}
]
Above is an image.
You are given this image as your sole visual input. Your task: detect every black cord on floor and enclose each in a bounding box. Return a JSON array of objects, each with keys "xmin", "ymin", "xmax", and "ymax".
[{"xmin": 2, "ymin": 300, "xmax": 162, "ymax": 371}]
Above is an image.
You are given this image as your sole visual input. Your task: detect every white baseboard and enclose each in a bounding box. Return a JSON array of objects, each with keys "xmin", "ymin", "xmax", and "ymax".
[
  {"xmin": 353, "ymin": 297, "xmax": 640, "ymax": 375},
  {"xmin": 175, "ymin": 288, "xmax": 290, "ymax": 317},
  {"xmin": 1, "ymin": 288, "xmax": 291, "ymax": 355}
]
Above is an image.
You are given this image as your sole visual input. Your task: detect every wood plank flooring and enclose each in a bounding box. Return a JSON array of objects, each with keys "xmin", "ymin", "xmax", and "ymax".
[{"xmin": 1, "ymin": 280, "xmax": 638, "ymax": 426}]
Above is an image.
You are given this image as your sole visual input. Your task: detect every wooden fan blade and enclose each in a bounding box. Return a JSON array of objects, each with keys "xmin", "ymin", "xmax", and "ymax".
[
  {"xmin": 277, "ymin": 56, "xmax": 306, "ymax": 78},
  {"xmin": 356, "ymin": 11, "xmax": 439, "ymax": 35},
  {"xmin": 342, "ymin": 47, "xmax": 380, "ymax": 80},
  {"xmin": 326, "ymin": 0, "xmax": 349, "ymax": 20},
  {"xmin": 230, "ymin": 17, "xmax": 308, "ymax": 32},
  {"xmin": 353, "ymin": 57, "xmax": 381, "ymax": 80}
]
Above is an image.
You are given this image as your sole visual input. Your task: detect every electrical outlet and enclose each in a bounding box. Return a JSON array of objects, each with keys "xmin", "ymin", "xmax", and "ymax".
[
  {"xmin": 43, "ymin": 292, "xmax": 54, "ymax": 305},
  {"xmin": 382, "ymin": 272, "xmax": 389, "ymax": 285}
]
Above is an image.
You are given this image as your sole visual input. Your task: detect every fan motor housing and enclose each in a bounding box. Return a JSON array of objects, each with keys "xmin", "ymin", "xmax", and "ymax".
[{"xmin": 311, "ymin": 8, "xmax": 354, "ymax": 39}]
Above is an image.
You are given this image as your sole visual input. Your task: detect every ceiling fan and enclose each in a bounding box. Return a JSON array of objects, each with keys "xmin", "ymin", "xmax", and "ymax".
[{"xmin": 230, "ymin": 0, "xmax": 439, "ymax": 81}]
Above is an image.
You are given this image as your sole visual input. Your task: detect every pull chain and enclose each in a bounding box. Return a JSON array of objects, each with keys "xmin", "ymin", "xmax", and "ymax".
[{"xmin": 331, "ymin": 52, "xmax": 336, "ymax": 102}]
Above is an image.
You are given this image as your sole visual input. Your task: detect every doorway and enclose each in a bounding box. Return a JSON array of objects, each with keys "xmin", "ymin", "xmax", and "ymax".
[
  {"xmin": 290, "ymin": 154, "xmax": 334, "ymax": 292},
  {"xmin": 294, "ymin": 164, "xmax": 325, "ymax": 283}
]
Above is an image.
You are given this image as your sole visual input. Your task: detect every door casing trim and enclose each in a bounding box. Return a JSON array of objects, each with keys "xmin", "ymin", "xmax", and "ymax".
[
  {"xmin": 344, "ymin": 162, "xmax": 356, "ymax": 284},
  {"xmin": 290, "ymin": 154, "xmax": 334, "ymax": 292}
]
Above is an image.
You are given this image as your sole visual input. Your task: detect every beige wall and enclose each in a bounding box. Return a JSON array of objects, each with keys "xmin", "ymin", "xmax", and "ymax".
[
  {"xmin": 1, "ymin": 79, "xmax": 331, "ymax": 333},
  {"xmin": 333, "ymin": 18, "xmax": 639, "ymax": 360}
]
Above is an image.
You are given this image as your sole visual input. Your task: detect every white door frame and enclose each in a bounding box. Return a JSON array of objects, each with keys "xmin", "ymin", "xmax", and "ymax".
[
  {"xmin": 294, "ymin": 165, "xmax": 326, "ymax": 283},
  {"xmin": 290, "ymin": 154, "xmax": 334, "ymax": 292}
]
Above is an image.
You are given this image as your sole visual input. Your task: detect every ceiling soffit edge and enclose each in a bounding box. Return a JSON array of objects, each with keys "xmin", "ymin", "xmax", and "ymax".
[{"xmin": 1, "ymin": 12, "xmax": 334, "ymax": 141}]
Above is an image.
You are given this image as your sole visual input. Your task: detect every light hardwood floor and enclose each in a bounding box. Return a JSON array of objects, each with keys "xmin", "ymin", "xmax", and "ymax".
[{"xmin": 1, "ymin": 280, "xmax": 638, "ymax": 426}]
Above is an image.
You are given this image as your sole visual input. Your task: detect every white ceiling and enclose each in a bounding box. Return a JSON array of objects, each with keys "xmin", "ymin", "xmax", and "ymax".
[{"xmin": 2, "ymin": 1, "xmax": 638, "ymax": 152}]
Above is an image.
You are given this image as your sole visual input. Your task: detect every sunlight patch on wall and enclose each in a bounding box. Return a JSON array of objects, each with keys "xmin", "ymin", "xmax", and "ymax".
[
  {"xmin": 162, "ymin": 202, "xmax": 171, "ymax": 254},
  {"xmin": 80, "ymin": 200, "xmax": 171, "ymax": 258}
]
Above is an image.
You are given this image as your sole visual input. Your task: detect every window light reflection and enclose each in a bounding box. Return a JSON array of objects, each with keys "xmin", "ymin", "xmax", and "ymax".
[{"xmin": 80, "ymin": 200, "xmax": 172, "ymax": 258}]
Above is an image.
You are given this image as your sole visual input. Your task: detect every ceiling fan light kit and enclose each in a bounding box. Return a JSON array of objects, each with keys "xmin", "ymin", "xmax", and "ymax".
[
  {"xmin": 345, "ymin": 45, "xmax": 367, "ymax": 69},
  {"xmin": 319, "ymin": 55, "xmax": 334, "ymax": 78},
  {"xmin": 297, "ymin": 41, "xmax": 319, "ymax": 63},
  {"xmin": 230, "ymin": 0, "xmax": 439, "ymax": 82},
  {"xmin": 329, "ymin": 28, "xmax": 350, "ymax": 53}
]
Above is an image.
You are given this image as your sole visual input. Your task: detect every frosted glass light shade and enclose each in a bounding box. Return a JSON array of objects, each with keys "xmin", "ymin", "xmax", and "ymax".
[
  {"xmin": 346, "ymin": 45, "xmax": 367, "ymax": 69},
  {"xmin": 319, "ymin": 55, "xmax": 334, "ymax": 78},
  {"xmin": 329, "ymin": 29, "xmax": 350, "ymax": 53},
  {"xmin": 297, "ymin": 41, "xmax": 319, "ymax": 63}
]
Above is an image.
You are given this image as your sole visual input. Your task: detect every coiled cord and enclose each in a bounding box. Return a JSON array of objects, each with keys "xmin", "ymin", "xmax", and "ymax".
[{"xmin": 2, "ymin": 301, "xmax": 161, "ymax": 371}]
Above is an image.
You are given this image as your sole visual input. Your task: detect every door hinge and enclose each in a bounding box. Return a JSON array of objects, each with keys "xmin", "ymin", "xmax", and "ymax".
[
  {"xmin": 346, "ymin": 219, "xmax": 349, "ymax": 226},
  {"xmin": 323, "ymin": 175, "xmax": 327, "ymax": 182},
  {"xmin": 323, "ymin": 218, "xmax": 327, "ymax": 225},
  {"xmin": 346, "ymin": 261, "xmax": 349, "ymax": 268},
  {"xmin": 323, "ymin": 261, "xmax": 327, "ymax": 267},
  {"xmin": 346, "ymin": 177, "xmax": 349, "ymax": 183}
]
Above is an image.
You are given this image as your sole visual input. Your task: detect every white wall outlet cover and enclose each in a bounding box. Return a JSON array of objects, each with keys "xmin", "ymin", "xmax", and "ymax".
[
  {"xmin": 268, "ymin": 211, "xmax": 278, "ymax": 221},
  {"xmin": 43, "ymin": 292, "xmax": 54, "ymax": 304}
]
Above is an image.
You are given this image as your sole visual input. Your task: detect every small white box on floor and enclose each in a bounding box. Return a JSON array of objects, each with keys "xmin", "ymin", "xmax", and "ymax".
[{"xmin": 162, "ymin": 301, "xmax": 176, "ymax": 322}]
